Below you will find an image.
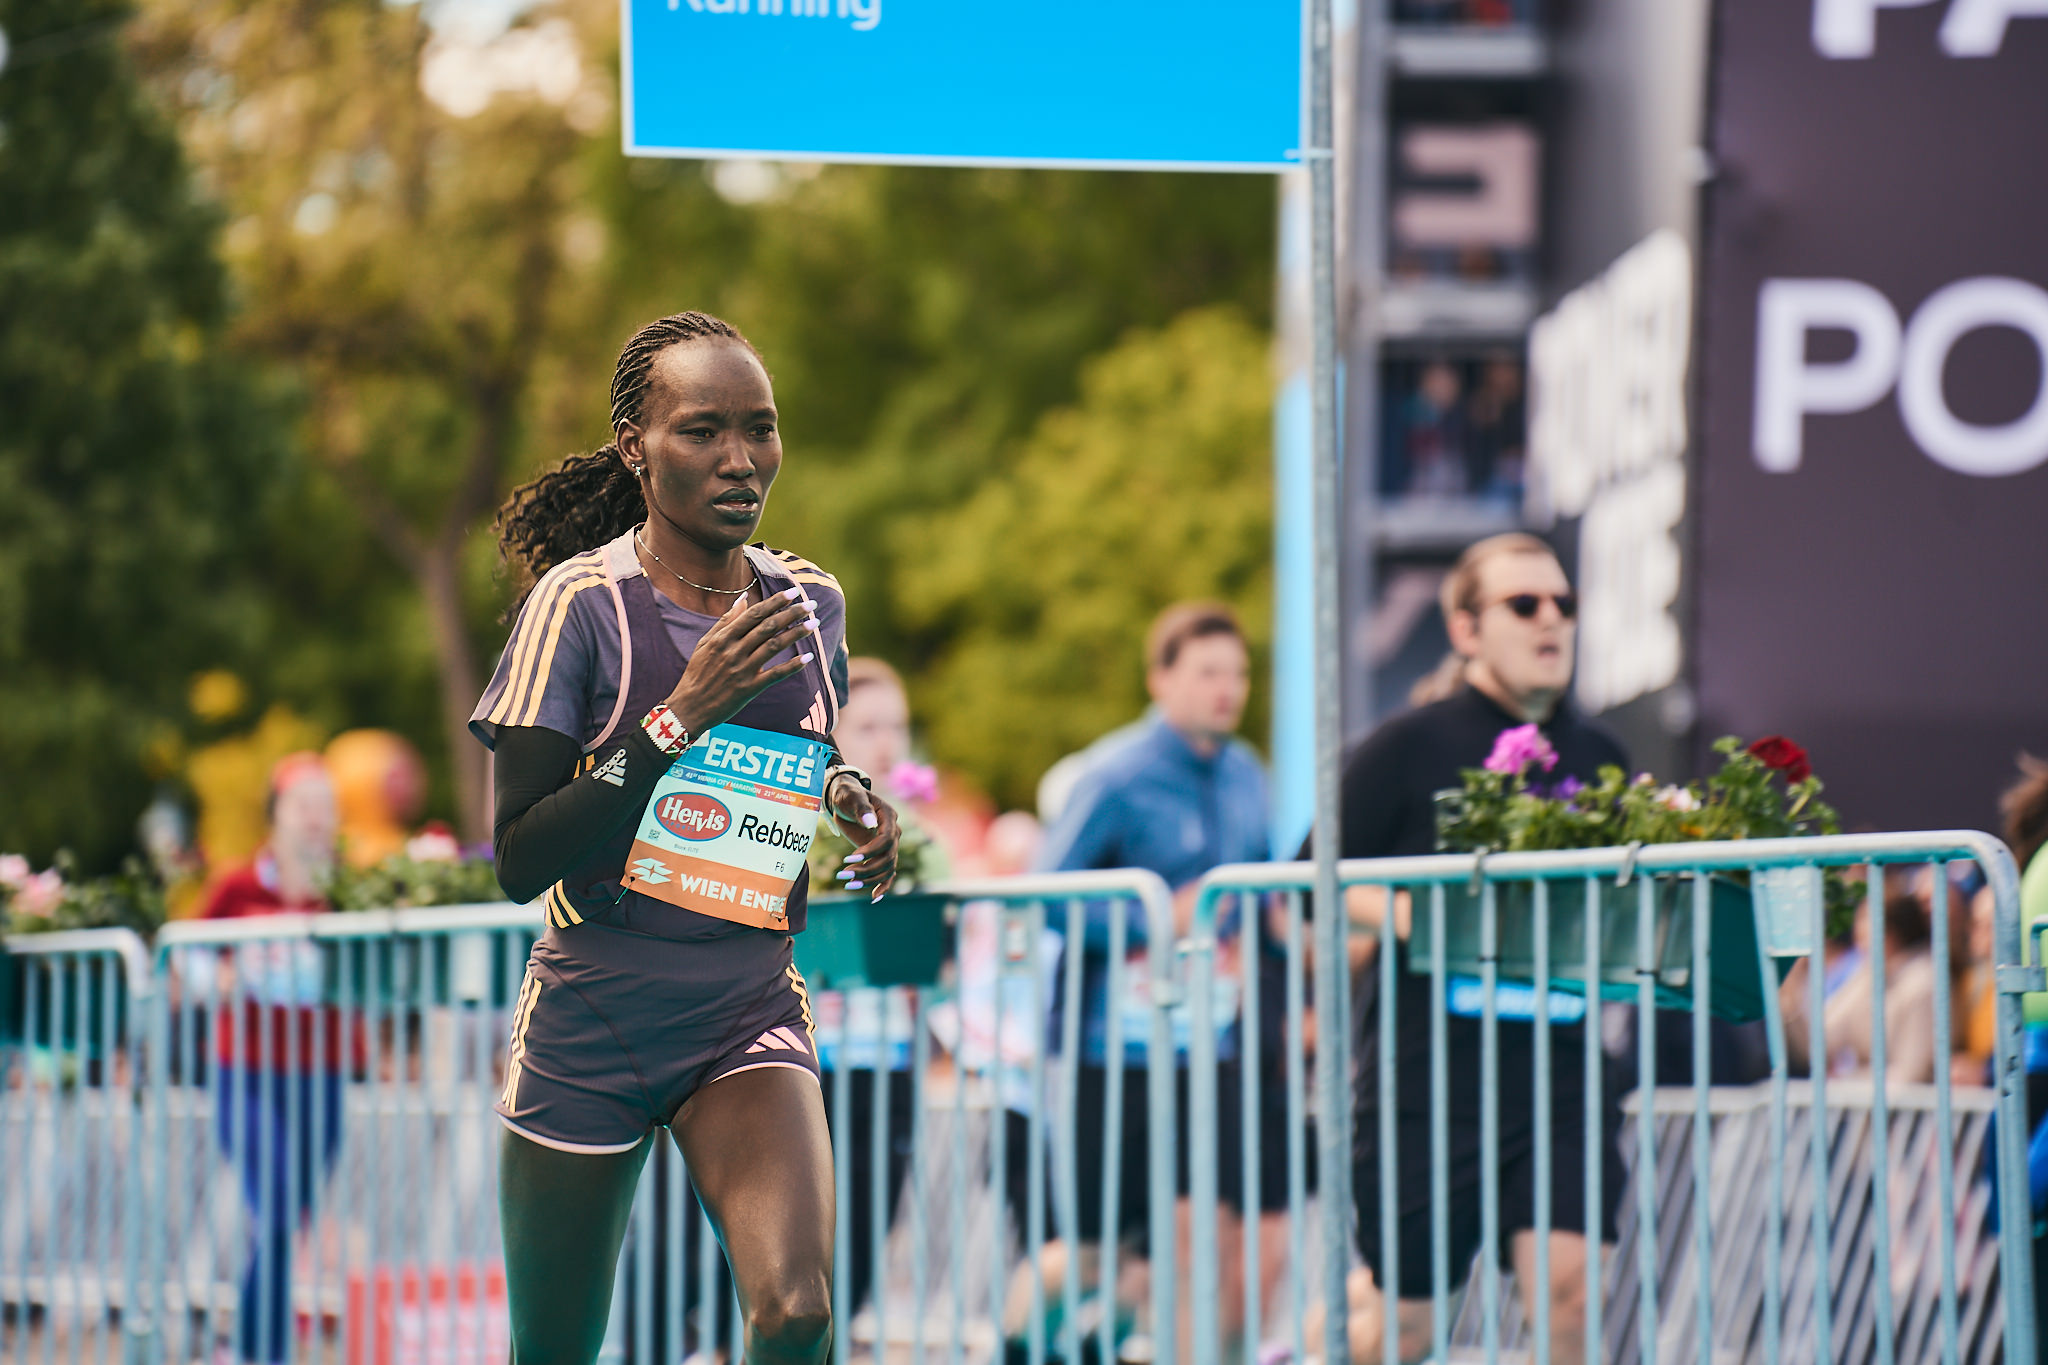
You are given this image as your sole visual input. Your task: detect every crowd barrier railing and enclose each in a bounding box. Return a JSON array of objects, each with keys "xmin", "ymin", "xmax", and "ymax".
[
  {"xmin": 1188, "ymin": 830, "xmax": 2038, "ymax": 1365},
  {"xmin": 1, "ymin": 872, "xmax": 1184, "ymax": 1365},
  {"xmin": 4, "ymin": 836, "xmax": 2038, "ymax": 1365},
  {"xmin": 0, "ymin": 928, "xmax": 152, "ymax": 1365},
  {"xmin": 601, "ymin": 870, "xmax": 1177, "ymax": 1365}
]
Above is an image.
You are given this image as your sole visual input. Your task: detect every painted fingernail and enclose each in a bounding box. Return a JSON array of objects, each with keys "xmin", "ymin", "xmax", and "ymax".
[
  {"xmin": 844, "ymin": 853, "xmax": 864, "ymax": 864},
  {"xmin": 784, "ymin": 587, "xmax": 802, "ymax": 600},
  {"xmin": 861, "ymin": 812, "xmax": 879, "ymax": 829},
  {"xmin": 846, "ymin": 879, "xmax": 864, "ymax": 890},
  {"xmin": 835, "ymin": 869, "xmax": 855, "ymax": 880},
  {"xmin": 871, "ymin": 890, "xmax": 884, "ymax": 903},
  {"xmin": 800, "ymin": 651, "xmax": 815, "ymax": 663}
]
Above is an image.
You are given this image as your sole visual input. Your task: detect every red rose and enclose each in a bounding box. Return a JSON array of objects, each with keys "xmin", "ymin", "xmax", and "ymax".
[{"xmin": 1748, "ymin": 735, "xmax": 1812, "ymax": 785}]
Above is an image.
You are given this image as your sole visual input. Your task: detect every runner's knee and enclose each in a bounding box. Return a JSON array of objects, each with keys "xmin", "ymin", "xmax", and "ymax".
[{"xmin": 749, "ymin": 1282, "xmax": 832, "ymax": 1357}]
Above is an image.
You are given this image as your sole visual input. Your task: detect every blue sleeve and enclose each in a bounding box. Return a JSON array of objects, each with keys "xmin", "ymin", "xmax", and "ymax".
[{"xmin": 1034, "ymin": 775, "xmax": 1150, "ymax": 952}]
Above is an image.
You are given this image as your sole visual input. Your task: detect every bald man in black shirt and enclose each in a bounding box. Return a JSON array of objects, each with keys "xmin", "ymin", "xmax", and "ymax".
[{"xmin": 1323, "ymin": 534, "xmax": 1626, "ymax": 1363}]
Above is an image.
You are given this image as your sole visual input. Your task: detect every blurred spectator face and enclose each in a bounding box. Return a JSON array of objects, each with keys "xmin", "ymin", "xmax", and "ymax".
[
  {"xmin": 271, "ymin": 764, "xmax": 339, "ymax": 871},
  {"xmin": 1419, "ymin": 361, "xmax": 1461, "ymax": 412},
  {"xmin": 1150, "ymin": 631, "xmax": 1251, "ymax": 742},
  {"xmin": 983, "ymin": 810, "xmax": 1044, "ymax": 876},
  {"xmin": 837, "ymin": 676, "xmax": 911, "ymax": 780},
  {"xmin": 1449, "ymin": 550, "xmax": 1575, "ymax": 709}
]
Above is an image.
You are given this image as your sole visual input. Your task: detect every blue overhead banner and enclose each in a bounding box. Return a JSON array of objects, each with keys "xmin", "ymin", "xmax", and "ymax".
[{"xmin": 622, "ymin": 0, "xmax": 1302, "ymax": 171}]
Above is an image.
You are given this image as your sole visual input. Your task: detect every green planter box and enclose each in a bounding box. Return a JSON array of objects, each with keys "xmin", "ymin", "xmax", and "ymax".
[
  {"xmin": 1407, "ymin": 874, "xmax": 1792, "ymax": 1022},
  {"xmin": 794, "ymin": 892, "xmax": 956, "ymax": 992}
]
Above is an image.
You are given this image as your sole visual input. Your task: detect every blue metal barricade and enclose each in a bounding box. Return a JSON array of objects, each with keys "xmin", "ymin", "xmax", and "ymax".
[
  {"xmin": 1188, "ymin": 830, "xmax": 2037, "ymax": 1365},
  {"xmin": 139, "ymin": 905, "xmax": 540, "ymax": 1365},
  {"xmin": 603, "ymin": 869, "xmax": 1177, "ymax": 1365},
  {"xmin": 1, "ymin": 928, "xmax": 152, "ymax": 1365},
  {"xmin": 8, "ymin": 838, "xmax": 2036, "ymax": 1365},
  {"xmin": 4, "ymin": 872, "xmax": 1173, "ymax": 1365}
]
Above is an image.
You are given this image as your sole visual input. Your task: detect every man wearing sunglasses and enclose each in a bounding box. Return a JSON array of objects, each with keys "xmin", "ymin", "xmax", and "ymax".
[{"xmin": 1311, "ymin": 532, "xmax": 1628, "ymax": 1364}]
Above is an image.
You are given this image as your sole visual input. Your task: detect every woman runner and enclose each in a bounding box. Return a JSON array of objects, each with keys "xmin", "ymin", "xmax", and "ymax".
[{"xmin": 472, "ymin": 312, "xmax": 902, "ymax": 1364}]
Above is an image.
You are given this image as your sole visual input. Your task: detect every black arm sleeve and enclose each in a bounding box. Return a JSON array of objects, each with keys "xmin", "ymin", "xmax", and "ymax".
[{"xmin": 491, "ymin": 725, "xmax": 672, "ymax": 904}]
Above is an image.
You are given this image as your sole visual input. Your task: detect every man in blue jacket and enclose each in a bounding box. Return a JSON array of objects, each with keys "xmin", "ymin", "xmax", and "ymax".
[{"xmin": 1009, "ymin": 602, "xmax": 1276, "ymax": 1358}]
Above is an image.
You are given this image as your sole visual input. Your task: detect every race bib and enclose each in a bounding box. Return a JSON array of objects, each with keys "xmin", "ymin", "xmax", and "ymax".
[{"xmin": 620, "ymin": 723, "xmax": 830, "ymax": 929}]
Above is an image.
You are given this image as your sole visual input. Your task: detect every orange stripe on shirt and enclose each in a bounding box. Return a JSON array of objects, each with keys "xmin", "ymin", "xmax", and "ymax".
[
  {"xmin": 494, "ymin": 569, "xmax": 602, "ymax": 727},
  {"xmin": 518, "ymin": 574, "xmax": 608, "ymax": 728},
  {"xmin": 490, "ymin": 564, "xmax": 599, "ymax": 726}
]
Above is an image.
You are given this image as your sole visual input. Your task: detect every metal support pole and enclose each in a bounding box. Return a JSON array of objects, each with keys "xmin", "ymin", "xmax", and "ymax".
[{"xmin": 1307, "ymin": 0, "xmax": 1348, "ymax": 1358}]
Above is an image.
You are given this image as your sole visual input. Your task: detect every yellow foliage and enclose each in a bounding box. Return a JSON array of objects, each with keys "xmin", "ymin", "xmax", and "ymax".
[{"xmin": 188, "ymin": 669, "xmax": 249, "ymax": 723}]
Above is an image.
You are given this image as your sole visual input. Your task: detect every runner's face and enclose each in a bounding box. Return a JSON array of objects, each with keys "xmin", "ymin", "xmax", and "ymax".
[{"xmin": 630, "ymin": 340, "xmax": 782, "ymax": 551}]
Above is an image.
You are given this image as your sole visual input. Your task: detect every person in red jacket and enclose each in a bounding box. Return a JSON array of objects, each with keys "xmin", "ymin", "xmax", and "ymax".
[{"xmin": 200, "ymin": 752, "xmax": 345, "ymax": 1364}]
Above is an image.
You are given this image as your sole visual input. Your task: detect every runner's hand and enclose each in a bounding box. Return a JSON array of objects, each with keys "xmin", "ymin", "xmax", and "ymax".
[
  {"xmin": 665, "ymin": 587, "xmax": 820, "ymax": 735},
  {"xmin": 827, "ymin": 778, "xmax": 901, "ymax": 903}
]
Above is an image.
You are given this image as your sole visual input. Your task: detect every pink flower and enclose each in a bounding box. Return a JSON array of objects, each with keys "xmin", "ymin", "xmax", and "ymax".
[
  {"xmin": 13, "ymin": 869, "xmax": 65, "ymax": 920},
  {"xmin": 1482, "ymin": 724, "xmax": 1558, "ymax": 776},
  {"xmin": 0, "ymin": 854, "xmax": 29, "ymax": 890},
  {"xmin": 406, "ymin": 822, "xmax": 462, "ymax": 863},
  {"xmin": 886, "ymin": 761, "xmax": 940, "ymax": 805}
]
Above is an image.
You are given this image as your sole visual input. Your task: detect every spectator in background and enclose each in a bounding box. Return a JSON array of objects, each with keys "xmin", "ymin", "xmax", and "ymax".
[
  {"xmin": 200, "ymin": 753, "xmax": 348, "ymax": 1365},
  {"xmin": 1464, "ymin": 353, "xmax": 1527, "ymax": 502},
  {"xmin": 1396, "ymin": 361, "xmax": 1468, "ymax": 498},
  {"xmin": 2007, "ymin": 756, "xmax": 2048, "ymax": 1034},
  {"xmin": 1817, "ymin": 885, "xmax": 1941, "ymax": 1085},
  {"xmin": 1313, "ymin": 533, "xmax": 1623, "ymax": 1365},
  {"xmin": 1986, "ymin": 754, "xmax": 2048, "ymax": 1351},
  {"xmin": 816, "ymin": 658, "xmax": 941, "ymax": 1316},
  {"xmin": 1783, "ymin": 866, "xmax": 1972, "ymax": 1085},
  {"xmin": 201, "ymin": 752, "xmax": 335, "ymax": 918},
  {"xmin": 1019, "ymin": 602, "xmax": 1275, "ymax": 1358}
]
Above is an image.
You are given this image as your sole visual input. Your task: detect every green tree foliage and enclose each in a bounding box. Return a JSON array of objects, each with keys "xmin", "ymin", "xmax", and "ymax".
[
  {"xmin": 897, "ymin": 306, "xmax": 1275, "ymax": 806},
  {"xmin": 64, "ymin": 0, "xmax": 1275, "ymax": 859},
  {"xmin": 130, "ymin": 0, "xmax": 622, "ymax": 840},
  {"xmin": 575, "ymin": 161, "xmax": 1277, "ymax": 805},
  {"xmin": 0, "ymin": 0, "xmax": 289, "ymax": 867},
  {"xmin": 585, "ymin": 158, "xmax": 1277, "ymax": 685}
]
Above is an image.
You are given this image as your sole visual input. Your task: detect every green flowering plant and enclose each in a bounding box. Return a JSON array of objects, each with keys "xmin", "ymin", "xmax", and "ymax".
[
  {"xmin": 323, "ymin": 826, "xmax": 506, "ymax": 911},
  {"xmin": 806, "ymin": 764, "xmax": 950, "ymax": 897},
  {"xmin": 1436, "ymin": 729, "xmax": 1859, "ymax": 936},
  {"xmin": 1, "ymin": 852, "xmax": 168, "ymax": 935}
]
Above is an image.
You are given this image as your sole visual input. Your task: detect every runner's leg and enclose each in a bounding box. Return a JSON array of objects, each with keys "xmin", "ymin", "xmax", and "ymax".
[
  {"xmin": 672, "ymin": 1065, "xmax": 836, "ymax": 1364},
  {"xmin": 499, "ymin": 1128, "xmax": 652, "ymax": 1364}
]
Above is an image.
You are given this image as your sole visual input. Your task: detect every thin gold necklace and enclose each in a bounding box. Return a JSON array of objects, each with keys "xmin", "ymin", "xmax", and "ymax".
[{"xmin": 635, "ymin": 530, "xmax": 756, "ymax": 597}]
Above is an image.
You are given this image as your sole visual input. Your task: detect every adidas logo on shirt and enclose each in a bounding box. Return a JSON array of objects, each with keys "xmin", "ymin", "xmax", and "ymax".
[
  {"xmin": 802, "ymin": 690, "xmax": 828, "ymax": 736},
  {"xmin": 591, "ymin": 750, "xmax": 628, "ymax": 787},
  {"xmin": 744, "ymin": 1027, "xmax": 813, "ymax": 1056}
]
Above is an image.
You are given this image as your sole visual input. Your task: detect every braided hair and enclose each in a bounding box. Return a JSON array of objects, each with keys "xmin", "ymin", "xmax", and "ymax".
[{"xmin": 496, "ymin": 312, "xmax": 759, "ymax": 609}]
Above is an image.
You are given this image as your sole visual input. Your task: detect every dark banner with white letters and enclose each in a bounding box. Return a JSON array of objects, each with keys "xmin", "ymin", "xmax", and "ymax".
[{"xmin": 1696, "ymin": 0, "xmax": 2048, "ymax": 831}]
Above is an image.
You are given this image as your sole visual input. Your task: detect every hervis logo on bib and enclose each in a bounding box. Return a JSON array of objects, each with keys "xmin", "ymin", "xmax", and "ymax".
[{"xmin": 654, "ymin": 792, "xmax": 731, "ymax": 842}]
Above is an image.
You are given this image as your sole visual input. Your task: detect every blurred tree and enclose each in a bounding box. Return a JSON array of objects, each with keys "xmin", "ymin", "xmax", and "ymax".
[
  {"xmin": 125, "ymin": 0, "xmax": 1275, "ymax": 837},
  {"xmin": 584, "ymin": 158, "xmax": 1277, "ymax": 684},
  {"xmin": 577, "ymin": 160, "xmax": 1277, "ymax": 805},
  {"xmin": 0, "ymin": 0, "xmax": 292, "ymax": 868},
  {"xmin": 896, "ymin": 306, "xmax": 1275, "ymax": 806},
  {"xmin": 130, "ymin": 0, "xmax": 619, "ymax": 841}
]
